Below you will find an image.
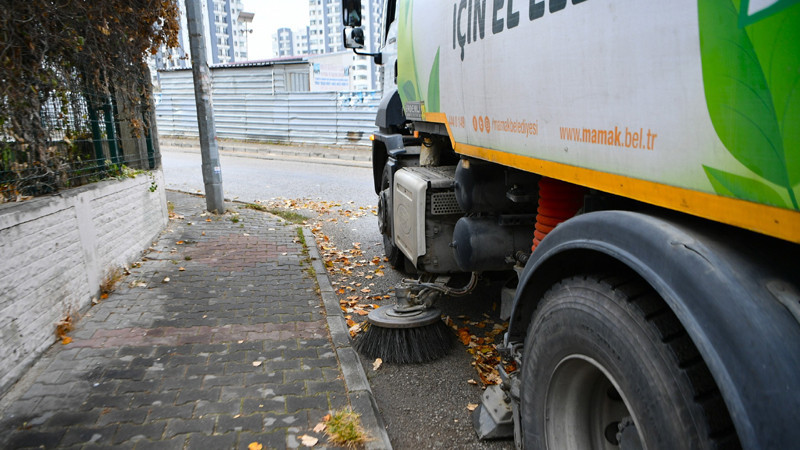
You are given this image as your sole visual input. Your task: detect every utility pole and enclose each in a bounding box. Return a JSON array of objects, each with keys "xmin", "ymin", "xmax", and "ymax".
[{"xmin": 185, "ymin": 0, "xmax": 225, "ymax": 213}]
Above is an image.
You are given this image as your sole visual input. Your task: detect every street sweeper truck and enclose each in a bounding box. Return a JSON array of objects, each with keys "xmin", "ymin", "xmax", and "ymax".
[{"xmin": 343, "ymin": 0, "xmax": 800, "ymax": 448}]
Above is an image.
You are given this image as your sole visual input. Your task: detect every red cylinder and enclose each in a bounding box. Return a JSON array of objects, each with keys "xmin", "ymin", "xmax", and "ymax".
[{"xmin": 532, "ymin": 178, "xmax": 585, "ymax": 251}]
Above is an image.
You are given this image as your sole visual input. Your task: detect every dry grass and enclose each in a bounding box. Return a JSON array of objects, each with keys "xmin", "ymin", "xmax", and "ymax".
[
  {"xmin": 99, "ymin": 267, "xmax": 124, "ymax": 297},
  {"xmin": 325, "ymin": 407, "xmax": 368, "ymax": 448}
]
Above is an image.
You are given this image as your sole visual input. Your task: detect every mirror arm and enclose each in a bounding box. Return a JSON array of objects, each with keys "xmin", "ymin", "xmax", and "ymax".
[{"xmin": 352, "ymin": 49, "xmax": 383, "ymax": 65}]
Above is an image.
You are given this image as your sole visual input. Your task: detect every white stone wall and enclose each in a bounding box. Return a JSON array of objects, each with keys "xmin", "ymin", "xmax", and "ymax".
[{"xmin": 0, "ymin": 170, "xmax": 167, "ymax": 395}]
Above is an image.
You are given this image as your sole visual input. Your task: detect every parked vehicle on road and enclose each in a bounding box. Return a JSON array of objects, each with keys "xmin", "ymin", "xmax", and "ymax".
[{"xmin": 344, "ymin": 0, "xmax": 800, "ymax": 448}]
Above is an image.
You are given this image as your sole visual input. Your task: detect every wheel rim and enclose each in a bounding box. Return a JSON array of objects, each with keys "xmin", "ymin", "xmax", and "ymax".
[{"xmin": 544, "ymin": 355, "xmax": 644, "ymax": 450}]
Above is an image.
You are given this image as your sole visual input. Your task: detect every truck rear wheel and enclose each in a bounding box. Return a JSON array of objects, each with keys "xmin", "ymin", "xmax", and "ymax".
[{"xmin": 520, "ymin": 274, "xmax": 738, "ymax": 449}]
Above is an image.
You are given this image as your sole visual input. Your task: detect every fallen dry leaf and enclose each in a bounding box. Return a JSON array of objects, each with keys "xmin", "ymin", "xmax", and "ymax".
[
  {"xmin": 467, "ymin": 379, "xmax": 478, "ymax": 385},
  {"xmin": 252, "ymin": 361, "xmax": 262, "ymax": 367},
  {"xmin": 373, "ymin": 358, "xmax": 383, "ymax": 371},
  {"xmin": 348, "ymin": 322, "xmax": 363, "ymax": 337},
  {"xmin": 248, "ymin": 443, "xmax": 262, "ymax": 450},
  {"xmin": 299, "ymin": 434, "xmax": 318, "ymax": 447},
  {"xmin": 458, "ymin": 328, "xmax": 471, "ymax": 346},
  {"xmin": 323, "ymin": 413, "xmax": 332, "ymax": 422},
  {"xmin": 451, "ymin": 315, "xmax": 513, "ymax": 386},
  {"xmin": 179, "ymin": 267, "xmax": 185, "ymax": 271},
  {"xmin": 467, "ymin": 403, "xmax": 479, "ymax": 411},
  {"xmin": 61, "ymin": 337, "xmax": 72, "ymax": 345},
  {"xmin": 313, "ymin": 422, "xmax": 326, "ymax": 433},
  {"xmin": 162, "ymin": 277, "xmax": 170, "ymax": 283}
]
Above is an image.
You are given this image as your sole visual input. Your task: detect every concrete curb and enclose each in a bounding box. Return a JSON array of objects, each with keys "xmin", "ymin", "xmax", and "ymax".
[
  {"xmin": 304, "ymin": 227, "xmax": 392, "ymax": 450},
  {"xmin": 161, "ymin": 143, "xmax": 372, "ymax": 169}
]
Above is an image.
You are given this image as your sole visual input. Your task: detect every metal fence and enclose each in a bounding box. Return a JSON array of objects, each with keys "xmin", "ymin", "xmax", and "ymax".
[
  {"xmin": 155, "ymin": 68, "xmax": 381, "ymax": 146},
  {"xmin": 1, "ymin": 93, "xmax": 159, "ymax": 202}
]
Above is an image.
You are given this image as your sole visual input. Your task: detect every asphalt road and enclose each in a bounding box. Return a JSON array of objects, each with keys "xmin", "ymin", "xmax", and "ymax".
[{"xmin": 161, "ymin": 149, "xmax": 514, "ymax": 449}]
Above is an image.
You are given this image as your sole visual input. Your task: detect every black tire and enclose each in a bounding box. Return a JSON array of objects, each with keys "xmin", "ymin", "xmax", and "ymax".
[
  {"xmin": 520, "ymin": 274, "xmax": 738, "ymax": 450},
  {"xmin": 377, "ymin": 163, "xmax": 406, "ymax": 269}
]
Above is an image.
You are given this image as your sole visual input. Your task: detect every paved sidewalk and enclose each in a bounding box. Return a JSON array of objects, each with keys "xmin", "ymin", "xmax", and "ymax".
[
  {"xmin": 160, "ymin": 137, "xmax": 372, "ymax": 169},
  {"xmin": 0, "ymin": 192, "xmax": 389, "ymax": 449}
]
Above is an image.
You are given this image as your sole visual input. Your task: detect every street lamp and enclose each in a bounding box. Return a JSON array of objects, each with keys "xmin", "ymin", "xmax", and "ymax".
[{"xmin": 237, "ymin": 11, "xmax": 254, "ymax": 60}]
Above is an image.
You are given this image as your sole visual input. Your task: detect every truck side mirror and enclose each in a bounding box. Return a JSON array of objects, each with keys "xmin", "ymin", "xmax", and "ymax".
[
  {"xmin": 343, "ymin": 0, "xmax": 362, "ymax": 27},
  {"xmin": 343, "ymin": 27, "xmax": 365, "ymax": 49}
]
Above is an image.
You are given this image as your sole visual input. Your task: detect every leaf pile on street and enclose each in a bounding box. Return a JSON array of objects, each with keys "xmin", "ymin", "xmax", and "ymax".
[
  {"xmin": 265, "ymin": 197, "xmax": 376, "ymax": 222},
  {"xmin": 444, "ymin": 314, "xmax": 516, "ymax": 386},
  {"xmin": 260, "ymin": 197, "xmax": 385, "ymax": 339},
  {"xmin": 320, "ymin": 241, "xmax": 389, "ymax": 338},
  {"xmin": 268, "ymin": 194, "xmax": 515, "ymax": 380}
]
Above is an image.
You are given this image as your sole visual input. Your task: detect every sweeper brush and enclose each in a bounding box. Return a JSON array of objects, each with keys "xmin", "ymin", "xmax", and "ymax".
[
  {"xmin": 353, "ymin": 274, "xmax": 478, "ymax": 364},
  {"xmin": 354, "ymin": 305, "xmax": 452, "ymax": 364}
]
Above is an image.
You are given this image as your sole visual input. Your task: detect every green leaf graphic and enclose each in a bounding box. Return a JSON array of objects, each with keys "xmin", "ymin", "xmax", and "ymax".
[
  {"xmin": 698, "ymin": 0, "xmax": 800, "ymax": 209},
  {"xmin": 402, "ymin": 80, "xmax": 417, "ymax": 102},
  {"xmin": 426, "ymin": 48, "xmax": 440, "ymax": 112},
  {"xmin": 698, "ymin": 0, "xmax": 784, "ymax": 185},
  {"xmin": 704, "ymin": 165, "xmax": 788, "ymax": 207},
  {"xmin": 397, "ymin": 0, "xmax": 421, "ymax": 105},
  {"xmin": 738, "ymin": 0, "xmax": 800, "ymax": 27},
  {"xmin": 743, "ymin": 5, "xmax": 800, "ymax": 187}
]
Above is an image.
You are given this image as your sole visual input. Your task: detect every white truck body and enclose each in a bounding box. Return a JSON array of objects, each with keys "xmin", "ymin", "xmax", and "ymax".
[
  {"xmin": 344, "ymin": 0, "xmax": 800, "ymax": 447},
  {"xmin": 398, "ymin": 0, "xmax": 799, "ymax": 242}
]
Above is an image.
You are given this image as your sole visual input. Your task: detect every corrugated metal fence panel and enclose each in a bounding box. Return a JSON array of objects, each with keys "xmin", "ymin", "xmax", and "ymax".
[
  {"xmin": 337, "ymin": 91, "xmax": 383, "ymax": 144},
  {"xmin": 288, "ymin": 92, "xmax": 339, "ymax": 145},
  {"xmin": 157, "ymin": 71, "xmax": 198, "ymax": 137},
  {"xmin": 212, "ymin": 66, "xmax": 275, "ymax": 95},
  {"xmin": 212, "ymin": 68, "xmax": 289, "ymax": 141},
  {"xmin": 156, "ymin": 65, "xmax": 380, "ymax": 146}
]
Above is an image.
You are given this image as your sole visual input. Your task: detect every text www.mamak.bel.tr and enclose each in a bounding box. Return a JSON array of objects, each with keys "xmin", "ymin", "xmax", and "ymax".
[{"xmin": 560, "ymin": 126, "xmax": 658, "ymax": 150}]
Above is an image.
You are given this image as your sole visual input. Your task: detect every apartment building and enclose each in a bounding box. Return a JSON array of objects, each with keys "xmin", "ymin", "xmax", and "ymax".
[
  {"xmin": 272, "ymin": 0, "xmax": 383, "ymax": 90},
  {"xmin": 153, "ymin": 0, "xmax": 253, "ymax": 71}
]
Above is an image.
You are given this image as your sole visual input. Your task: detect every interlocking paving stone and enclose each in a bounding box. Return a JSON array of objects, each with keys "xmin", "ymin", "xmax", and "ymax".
[{"xmin": 0, "ymin": 192, "xmax": 375, "ymax": 449}]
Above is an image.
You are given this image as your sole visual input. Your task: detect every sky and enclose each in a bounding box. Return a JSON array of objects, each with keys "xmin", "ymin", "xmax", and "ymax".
[{"xmin": 242, "ymin": 0, "xmax": 309, "ymax": 60}]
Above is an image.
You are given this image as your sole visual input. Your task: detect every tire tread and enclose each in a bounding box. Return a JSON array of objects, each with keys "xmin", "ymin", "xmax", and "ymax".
[
  {"xmin": 538, "ymin": 274, "xmax": 741, "ymax": 449},
  {"xmin": 618, "ymin": 275, "xmax": 740, "ymax": 449}
]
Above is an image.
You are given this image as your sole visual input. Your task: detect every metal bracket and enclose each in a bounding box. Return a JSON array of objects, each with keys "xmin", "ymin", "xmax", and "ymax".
[{"xmin": 472, "ymin": 385, "xmax": 515, "ymax": 440}]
